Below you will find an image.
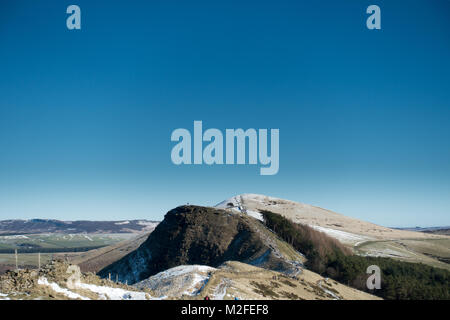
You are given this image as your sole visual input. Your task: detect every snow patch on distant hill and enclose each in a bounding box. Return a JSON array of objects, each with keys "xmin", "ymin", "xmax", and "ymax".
[
  {"xmin": 309, "ymin": 225, "xmax": 372, "ymax": 245},
  {"xmin": 115, "ymin": 221, "xmax": 130, "ymax": 225}
]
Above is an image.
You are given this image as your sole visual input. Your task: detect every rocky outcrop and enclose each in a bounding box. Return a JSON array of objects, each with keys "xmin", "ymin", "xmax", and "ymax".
[{"xmin": 98, "ymin": 205, "xmax": 301, "ymax": 285}]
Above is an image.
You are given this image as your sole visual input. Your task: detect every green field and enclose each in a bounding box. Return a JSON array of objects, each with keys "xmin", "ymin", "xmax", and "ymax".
[
  {"xmin": 0, "ymin": 252, "xmax": 53, "ymax": 267},
  {"xmin": 0, "ymin": 233, "xmax": 136, "ymax": 253},
  {"xmin": 0, "ymin": 233, "xmax": 138, "ymax": 271}
]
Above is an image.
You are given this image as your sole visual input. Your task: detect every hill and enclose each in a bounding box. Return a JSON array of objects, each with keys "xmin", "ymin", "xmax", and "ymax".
[
  {"xmin": 0, "ymin": 259, "xmax": 378, "ymax": 300},
  {"xmin": 0, "ymin": 219, "xmax": 158, "ymax": 235},
  {"xmin": 98, "ymin": 205, "xmax": 304, "ymax": 284},
  {"xmin": 57, "ymin": 232, "xmax": 150, "ymax": 273},
  {"xmin": 216, "ymin": 194, "xmax": 450, "ymax": 270},
  {"xmin": 134, "ymin": 261, "xmax": 379, "ymax": 300}
]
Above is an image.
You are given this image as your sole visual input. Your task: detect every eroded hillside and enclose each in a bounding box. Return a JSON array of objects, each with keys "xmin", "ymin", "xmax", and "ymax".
[{"xmin": 98, "ymin": 205, "xmax": 304, "ymax": 284}]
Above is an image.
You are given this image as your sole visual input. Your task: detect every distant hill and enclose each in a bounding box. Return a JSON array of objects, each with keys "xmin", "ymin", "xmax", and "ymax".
[
  {"xmin": 216, "ymin": 194, "xmax": 450, "ymax": 271},
  {"xmin": 394, "ymin": 226, "xmax": 450, "ymax": 236},
  {"xmin": 60, "ymin": 232, "xmax": 151, "ymax": 273},
  {"xmin": 0, "ymin": 219, "xmax": 159, "ymax": 235}
]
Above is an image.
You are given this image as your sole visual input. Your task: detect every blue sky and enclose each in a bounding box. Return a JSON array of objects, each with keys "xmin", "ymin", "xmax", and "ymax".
[{"xmin": 0, "ymin": 0, "xmax": 449, "ymax": 227}]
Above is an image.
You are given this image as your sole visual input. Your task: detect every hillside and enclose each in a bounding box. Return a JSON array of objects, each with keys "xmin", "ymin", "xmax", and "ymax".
[
  {"xmin": 55, "ymin": 232, "xmax": 151, "ymax": 273},
  {"xmin": 217, "ymin": 194, "xmax": 450, "ymax": 270},
  {"xmin": 395, "ymin": 227, "xmax": 450, "ymax": 236},
  {"xmin": 0, "ymin": 259, "xmax": 378, "ymax": 300},
  {"xmin": 135, "ymin": 261, "xmax": 379, "ymax": 300},
  {"xmin": 0, "ymin": 219, "xmax": 158, "ymax": 235},
  {"xmin": 217, "ymin": 194, "xmax": 443, "ymax": 242},
  {"xmin": 98, "ymin": 205, "xmax": 304, "ymax": 284},
  {"xmin": 2, "ymin": 194, "xmax": 447, "ymax": 300},
  {"xmin": 0, "ymin": 260, "xmax": 153, "ymax": 300}
]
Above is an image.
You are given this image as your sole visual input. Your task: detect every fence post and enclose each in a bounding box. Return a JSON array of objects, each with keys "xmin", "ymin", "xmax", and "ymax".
[{"xmin": 15, "ymin": 249, "xmax": 18, "ymax": 270}]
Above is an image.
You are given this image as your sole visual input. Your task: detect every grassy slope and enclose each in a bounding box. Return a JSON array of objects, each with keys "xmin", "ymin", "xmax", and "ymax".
[{"xmin": 260, "ymin": 209, "xmax": 450, "ymax": 300}]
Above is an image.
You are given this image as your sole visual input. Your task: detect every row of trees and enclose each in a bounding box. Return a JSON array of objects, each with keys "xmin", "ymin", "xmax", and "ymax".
[{"xmin": 260, "ymin": 210, "xmax": 450, "ymax": 300}]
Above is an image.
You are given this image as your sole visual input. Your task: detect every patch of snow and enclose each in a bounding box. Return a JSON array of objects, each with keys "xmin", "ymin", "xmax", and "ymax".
[
  {"xmin": 38, "ymin": 277, "xmax": 89, "ymax": 300},
  {"xmin": 246, "ymin": 210, "xmax": 264, "ymax": 222},
  {"xmin": 0, "ymin": 293, "xmax": 10, "ymax": 300},
  {"xmin": 2, "ymin": 235, "xmax": 29, "ymax": 239},
  {"xmin": 211, "ymin": 278, "xmax": 231, "ymax": 300},
  {"xmin": 216, "ymin": 196, "xmax": 264, "ymax": 222},
  {"xmin": 149, "ymin": 265, "xmax": 216, "ymax": 280},
  {"xmin": 317, "ymin": 280, "xmax": 340, "ymax": 300},
  {"xmin": 309, "ymin": 225, "xmax": 371, "ymax": 245},
  {"xmin": 137, "ymin": 221, "xmax": 158, "ymax": 227},
  {"xmin": 216, "ymin": 196, "xmax": 241, "ymax": 208},
  {"xmin": 115, "ymin": 221, "xmax": 130, "ymax": 225},
  {"xmin": 361, "ymin": 248, "xmax": 410, "ymax": 258},
  {"xmin": 75, "ymin": 283, "xmax": 150, "ymax": 300},
  {"xmin": 83, "ymin": 235, "xmax": 93, "ymax": 241},
  {"xmin": 135, "ymin": 265, "xmax": 216, "ymax": 298},
  {"xmin": 181, "ymin": 273, "xmax": 209, "ymax": 296}
]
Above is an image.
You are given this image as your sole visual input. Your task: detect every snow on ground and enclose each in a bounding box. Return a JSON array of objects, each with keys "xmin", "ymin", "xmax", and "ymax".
[
  {"xmin": 309, "ymin": 225, "xmax": 371, "ymax": 245},
  {"xmin": 216, "ymin": 196, "xmax": 264, "ymax": 222},
  {"xmin": 115, "ymin": 221, "xmax": 130, "ymax": 225},
  {"xmin": 182, "ymin": 273, "xmax": 209, "ymax": 296},
  {"xmin": 137, "ymin": 221, "xmax": 158, "ymax": 227},
  {"xmin": 1, "ymin": 235, "xmax": 29, "ymax": 239},
  {"xmin": 360, "ymin": 248, "xmax": 411, "ymax": 258},
  {"xmin": 211, "ymin": 278, "xmax": 232, "ymax": 300},
  {"xmin": 0, "ymin": 293, "xmax": 10, "ymax": 300},
  {"xmin": 135, "ymin": 265, "xmax": 216, "ymax": 298},
  {"xmin": 317, "ymin": 280, "xmax": 340, "ymax": 300},
  {"xmin": 215, "ymin": 196, "xmax": 240, "ymax": 209},
  {"xmin": 149, "ymin": 265, "xmax": 216, "ymax": 280},
  {"xmin": 38, "ymin": 277, "xmax": 89, "ymax": 300},
  {"xmin": 76, "ymin": 283, "xmax": 150, "ymax": 300},
  {"xmin": 246, "ymin": 210, "xmax": 264, "ymax": 222},
  {"xmin": 37, "ymin": 277, "xmax": 151, "ymax": 300}
]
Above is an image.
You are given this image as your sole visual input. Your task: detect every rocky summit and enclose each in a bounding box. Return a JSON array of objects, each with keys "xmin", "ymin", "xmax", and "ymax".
[{"xmin": 98, "ymin": 205, "xmax": 303, "ymax": 284}]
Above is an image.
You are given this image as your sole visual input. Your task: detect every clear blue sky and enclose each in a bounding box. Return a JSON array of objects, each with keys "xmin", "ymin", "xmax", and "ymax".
[{"xmin": 0, "ymin": 0, "xmax": 449, "ymax": 227}]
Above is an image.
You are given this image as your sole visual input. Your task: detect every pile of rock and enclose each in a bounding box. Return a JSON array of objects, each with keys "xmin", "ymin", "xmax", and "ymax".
[{"xmin": 0, "ymin": 268, "xmax": 38, "ymax": 293}]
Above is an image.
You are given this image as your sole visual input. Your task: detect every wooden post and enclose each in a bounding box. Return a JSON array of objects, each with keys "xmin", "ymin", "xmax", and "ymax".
[
  {"xmin": 38, "ymin": 252, "xmax": 41, "ymax": 269},
  {"xmin": 116, "ymin": 274, "xmax": 118, "ymax": 283},
  {"xmin": 15, "ymin": 249, "xmax": 18, "ymax": 270},
  {"xmin": 108, "ymin": 273, "xmax": 111, "ymax": 281}
]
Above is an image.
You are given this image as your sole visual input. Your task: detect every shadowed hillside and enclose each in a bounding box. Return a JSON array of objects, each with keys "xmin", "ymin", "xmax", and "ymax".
[{"xmin": 98, "ymin": 205, "xmax": 303, "ymax": 284}]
